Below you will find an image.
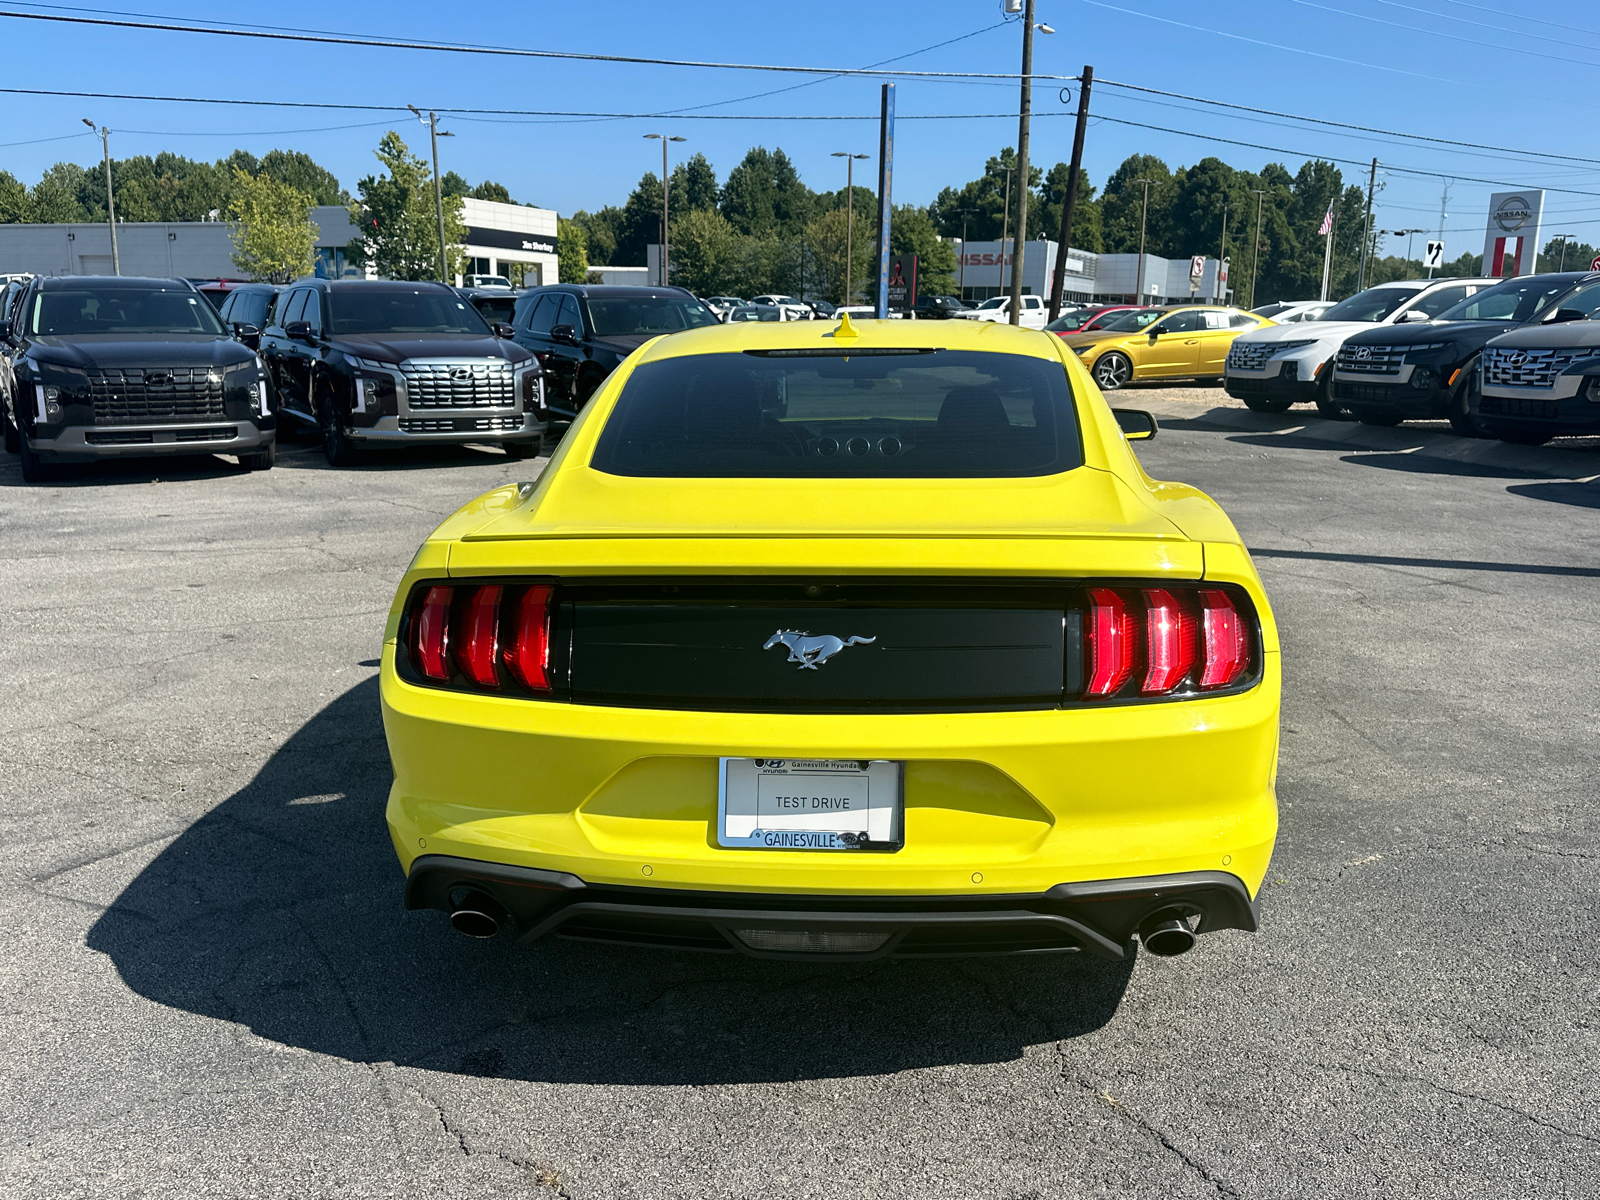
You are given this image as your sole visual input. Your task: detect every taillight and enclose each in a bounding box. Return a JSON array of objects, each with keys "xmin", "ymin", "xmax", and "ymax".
[
  {"xmin": 1082, "ymin": 585, "xmax": 1253, "ymax": 700},
  {"xmin": 456, "ymin": 585, "xmax": 502, "ymax": 687},
  {"xmin": 405, "ymin": 581, "xmax": 554, "ymax": 693},
  {"xmin": 502, "ymin": 585, "xmax": 553, "ymax": 691},
  {"xmin": 412, "ymin": 586, "xmax": 453, "ymax": 680},
  {"xmin": 1140, "ymin": 588, "xmax": 1197, "ymax": 695},
  {"xmin": 1085, "ymin": 587, "xmax": 1137, "ymax": 697},
  {"xmin": 1197, "ymin": 589, "xmax": 1249, "ymax": 689}
]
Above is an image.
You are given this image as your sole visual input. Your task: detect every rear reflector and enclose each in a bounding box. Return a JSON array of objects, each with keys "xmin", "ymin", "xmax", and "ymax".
[
  {"xmin": 503, "ymin": 585, "xmax": 554, "ymax": 691},
  {"xmin": 1197, "ymin": 589, "xmax": 1250, "ymax": 689},
  {"xmin": 412, "ymin": 586, "xmax": 453, "ymax": 680},
  {"xmin": 1085, "ymin": 587, "xmax": 1137, "ymax": 697},
  {"xmin": 1140, "ymin": 588, "xmax": 1197, "ymax": 695},
  {"xmin": 456, "ymin": 585, "xmax": 503, "ymax": 687}
]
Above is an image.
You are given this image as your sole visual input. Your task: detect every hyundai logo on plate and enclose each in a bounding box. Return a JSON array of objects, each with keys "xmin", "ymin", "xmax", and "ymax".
[{"xmin": 762, "ymin": 630, "xmax": 877, "ymax": 670}]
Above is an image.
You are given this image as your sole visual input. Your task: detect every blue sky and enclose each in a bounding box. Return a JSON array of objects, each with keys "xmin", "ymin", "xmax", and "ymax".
[{"xmin": 8, "ymin": 0, "xmax": 1600, "ymax": 262}]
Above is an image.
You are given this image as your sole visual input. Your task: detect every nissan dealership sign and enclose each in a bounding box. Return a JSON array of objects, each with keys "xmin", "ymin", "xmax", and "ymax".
[{"xmin": 1482, "ymin": 189, "xmax": 1545, "ymax": 278}]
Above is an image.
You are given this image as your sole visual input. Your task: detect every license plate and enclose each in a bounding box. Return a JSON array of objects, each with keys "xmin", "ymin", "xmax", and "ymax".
[{"xmin": 717, "ymin": 758, "xmax": 902, "ymax": 851}]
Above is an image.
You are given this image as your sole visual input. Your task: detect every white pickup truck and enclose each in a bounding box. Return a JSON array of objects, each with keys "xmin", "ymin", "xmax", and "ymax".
[{"xmin": 951, "ymin": 294, "xmax": 1049, "ymax": 329}]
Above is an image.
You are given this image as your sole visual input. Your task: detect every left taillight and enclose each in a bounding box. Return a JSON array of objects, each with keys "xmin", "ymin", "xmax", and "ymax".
[{"xmin": 404, "ymin": 581, "xmax": 555, "ymax": 694}]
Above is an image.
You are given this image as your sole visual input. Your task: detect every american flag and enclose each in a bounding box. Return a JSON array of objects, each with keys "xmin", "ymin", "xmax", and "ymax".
[{"xmin": 1317, "ymin": 202, "xmax": 1334, "ymax": 237}]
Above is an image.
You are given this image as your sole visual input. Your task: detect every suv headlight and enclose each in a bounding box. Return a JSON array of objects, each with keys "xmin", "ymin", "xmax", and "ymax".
[
  {"xmin": 514, "ymin": 361, "xmax": 542, "ymax": 411},
  {"xmin": 1400, "ymin": 342, "xmax": 1451, "ymax": 361},
  {"xmin": 1268, "ymin": 340, "xmax": 1317, "ymax": 357}
]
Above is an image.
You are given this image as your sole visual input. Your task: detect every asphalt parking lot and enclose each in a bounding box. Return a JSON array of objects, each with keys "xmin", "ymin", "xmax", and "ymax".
[{"xmin": 5, "ymin": 401, "xmax": 1599, "ymax": 1199}]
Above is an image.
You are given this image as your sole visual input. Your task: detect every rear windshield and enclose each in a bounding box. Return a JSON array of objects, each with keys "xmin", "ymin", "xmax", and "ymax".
[
  {"xmin": 590, "ymin": 348, "xmax": 1083, "ymax": 479},
  {"xmin": 31, "ymin": 286, "xmax": 225, "ymax": 335},
  {"xmin": 328, "ymin": 288, "xmax": 488, "ymax": 335},
  {"xmin": 586, "ymin": 295, "xmax": 718, "ymax": 337}
]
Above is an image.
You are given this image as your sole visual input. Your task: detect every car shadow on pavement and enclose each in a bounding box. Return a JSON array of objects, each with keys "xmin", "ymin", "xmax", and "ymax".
[
  {"xmin": 0, "ymin": 451, "xmax": 251, "ymax": 487},
  {"xmin": 86, "ymin": 678, "xmax": 1135, "ymax": 1086},
  {"xmin": 1337, "ymin": 452, "xmax": 1550, "ymax": 479},
  {"xmin": 1505, "ymin": 480, "xmax": 1600, "ymax": 509}
]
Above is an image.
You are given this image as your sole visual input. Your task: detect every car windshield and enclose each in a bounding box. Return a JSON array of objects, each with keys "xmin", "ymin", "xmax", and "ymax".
[
  {"xmin": 329, "ymin": 288, "xmax": 489, "ymax": 334},
  {"xmin": 586, "ymin": 295, "xmax": 719, "ymax": 336},
  {"xmin": 975, "ymin": 297, "xmax": 1008, "ymax": 310},
  {"xmin": 1046, "ymin": 314, "xmax": 1086, "ymax": 331},
  {"xmin": 30, "ymin": 286, "xmax": 226, "ymax": 336},
  {"xmin": 591, "ymin": 348, "xmax": 1082, "ymax": 479},
  {"xmin": 1097, "ymin": 308, "xmax": 1164, "ymax": 332},
  {"xmin": 1540, "ymin": 278, "xmax": 1600, "ymax": 321},
  {"xmin": 1434, "ymin": 275, "xmax": 1582, "ymax": 323},
  {"xmin": 1321, "ymin": 287, "xmax": 1422, "ymax": 323}
]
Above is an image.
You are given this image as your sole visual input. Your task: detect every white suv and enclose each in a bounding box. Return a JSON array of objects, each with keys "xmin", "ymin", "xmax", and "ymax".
[
  {"xmin": 1225, "ymin": 278, "xmax": 1492, "ymax": 415},
  {"xmin": 953, "ymin": 294, "xmax": 1048, "ymax": 329},
  {"xmin": 749, "ymin": 294, "xmax": 813, "ymax": 321}
]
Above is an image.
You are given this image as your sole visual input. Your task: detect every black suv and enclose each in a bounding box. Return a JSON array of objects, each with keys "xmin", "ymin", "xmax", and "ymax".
[
  {"xmin": 216, "ymin": 283, "xmax": 279, "ymax": 350},
  {"xmin": 257, "ymin": 278, "xmax": 545, "ymax": 467},
  {"xmin": 2, "ymin": 275, "xmax": 274, "ymax": 482},
  {"xmin": 911, "ymin": 295, "xmax": 971, "ymax": 320},
  {"xmin": 510, "ymin": 285, "xmax": 717, "ymax": 418},
  {"xmin": 1331, "ymin": 272, "xmax": 1599, "ymax": 434}
]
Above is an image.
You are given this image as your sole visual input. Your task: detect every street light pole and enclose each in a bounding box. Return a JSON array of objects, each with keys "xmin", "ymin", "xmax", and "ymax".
[
  {"xmin": 1006, "ymin": 0, "xmax": 1041, "ymax": 326},
  {"xmin": 1248, "ymin": 189, "xmax": 1265, "ymax": 309},
  {"xmin": 959, "ymin": 208, "xmax": 971, "ymax": 298},
  {"xmin": 1556, "ymin": 233, "xmax": 1578, "ymax": 271},
  {"xmin": 409, "ymin": 106, "xmax": 454, "ymax": 285},
  {"xmin": 82, "ymin": 119, "xmax": 119, "ymax": 275},
  {"xmin": 832, "ymin": 151, "xmax": 869, "ymax": 304},
  {"xmin": 1217, "ymin": 203, "xmax": 1228, "ymax": 303},
  {"xmin": 1131, "ymin": 178, "xmax": 1152, "ymax": 303},
  {"xmin": 645, "ymin": 134, "xmax": 686, "ymax": 286}
]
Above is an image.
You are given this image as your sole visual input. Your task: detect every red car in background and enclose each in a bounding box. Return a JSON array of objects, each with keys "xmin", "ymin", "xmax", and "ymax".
[{"xmin": 1047, "ymin": 305, "xmax": 1155, "ymax": 336}]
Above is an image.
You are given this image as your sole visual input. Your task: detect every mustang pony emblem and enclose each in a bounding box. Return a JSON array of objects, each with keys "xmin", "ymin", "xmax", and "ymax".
[{"xmin": 763, "ymin": 630, "xmax": 876, "ymax": 670}]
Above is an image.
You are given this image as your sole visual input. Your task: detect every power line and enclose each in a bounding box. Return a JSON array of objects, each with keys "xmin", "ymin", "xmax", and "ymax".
[
  {"xmin": 1365, "ymin": 0, "xmax": 1600, "ymax": 53},
  {"xmin": 1432, "ymin": 0, "xmax": 1600, "ymax": 41},
  {"xmin": 0, "ymin": 8, "xmax": 1078, "ymax": 81},
  {"xmin": 1093, "ymin": 79, "xmax": 1600, "ymax": 168},
  {"xmin": 1278, "ymin": 0, "xmax": 1600, "ymax": 69}
]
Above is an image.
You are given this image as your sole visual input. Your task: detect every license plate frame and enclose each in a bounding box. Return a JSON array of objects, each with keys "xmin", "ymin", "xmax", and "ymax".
[{"xmin": 717, "ymin": 758, "xmax": 903, "ymax": 852}]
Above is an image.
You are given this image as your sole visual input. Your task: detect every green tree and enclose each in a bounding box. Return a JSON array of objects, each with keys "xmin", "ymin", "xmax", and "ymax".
[
  {"xmin": 803, "ymin": 207, "xmax": 874, "ymax": 304},
  {"xmin": 670, "ymin": 153, "xmax": 719, "ymax": 213},
  {"xmin": 1538, "ymin": 237, "xmax": 1597, "ymax": 273},
  {"xmin": 889, "ymin": 204, "xmax": 958, "ymax": 297},
  {"xmin": 227, "ymin": 168, "xmax": 317, "ymax": 283},
  {"xmin": 720, "ymin": 146, "xmax": 813, "ymax": 237},
  {"xmin": 667, "ymin": 207, "xmax": 737, "ymax": 295},
  {"xmin": 615, "ymin": 172, "xmax": 665, "ymax": 266},
  {"xmin": 557, "ymin": 217, "xmax": 589, "ymax": 283},
  {"xmin": 345, "ymin": 131, "xmax": 466, "ymax": 281},
  {"xmin": 30, "ymin": 163, "xmax": 89, "ymax": 223},
  {"xmin": 570, "ymin": 206, "xmax": 622, "ymax": 265},
  {"xmin": 471, "ymin": 180, "xmax": 514, "ymax": 204},
  {"xmin": 0, "ymin": 171, "xmax": 30, "ymax": 222},
  {"xmin": 928, "ymin": 147, "xmax": 1042, "ymax": 244},
  {"xmin": 1034, "ymin": 163, "xmax": 1102, "ymax": 253},
  {"xmin": 257, "ymin": 150, "xmax": 345, "ymax": 205}
]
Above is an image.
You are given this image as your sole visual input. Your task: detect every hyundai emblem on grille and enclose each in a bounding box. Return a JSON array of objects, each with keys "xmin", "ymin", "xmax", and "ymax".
[
  {"xmin": 144, "ymin": 372, "xmax": 171, "ymax": 386},
  {"xmin": 762, "ymin": 630, "xmax": 877, "ymax": 670},
  {"xmin": 1507, "ymin": 351, "xmax": 1528, "ymax": 366},
  {"xmin": 1354, "ymin": 347, "xmax": 1371, "ymax": 360},
  {"xmin": 450, "ymin": 367, "xmax": 472, "ymax": 381}
]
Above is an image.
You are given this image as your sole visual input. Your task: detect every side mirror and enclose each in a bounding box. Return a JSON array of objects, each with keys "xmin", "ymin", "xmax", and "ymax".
[
  {"xmin": 1113, "ymin": 408, "xmax": 1158, "ymax": 441},
  {"xmin": 550, "ymin": 323, "xmax": 579, "ymax": 346},
  {"xmin": 0, "ymin": 318, "xmax": 10, "ymax": 341},
  {"xmin": 284, "ymin": 320, "xmax": 313, "ymax": 343},
  {"xmin": 492, "ymin": 321, "xmax": 516, "ymax": 339},
  {"xmin": 1546, "ymin": 307, "xmax": 1588, "ymax": 324},
  {"xmin": 1396, "ymin": 310, "xmax": 1432, "ymax": 324},
  {"xmin": 1148, "ymin": 328, "xmax": 1161, "ymax": 342},
  {"xmin": 233, "ymin": 322, "xmax": 261, "ymax": 340}
]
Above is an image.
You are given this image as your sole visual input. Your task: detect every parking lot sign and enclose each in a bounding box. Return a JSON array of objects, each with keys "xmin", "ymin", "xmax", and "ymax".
[
  {"xmin": 1189, "ymin": 255, "xmax": 1205, "ymax": 280},
  {"xmin": 1424, "ymin": 241, "xmax": 1444, "ymax": 269}
]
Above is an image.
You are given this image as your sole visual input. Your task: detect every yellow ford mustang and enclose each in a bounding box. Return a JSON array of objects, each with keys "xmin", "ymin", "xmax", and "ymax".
[
  {"xmin": 380, "ymin": 314, "xmax": 1280, "ymax": 962},
  {"xmin": 1059, "ymin": 305, "xmax": 1275, "ymax": 391}
]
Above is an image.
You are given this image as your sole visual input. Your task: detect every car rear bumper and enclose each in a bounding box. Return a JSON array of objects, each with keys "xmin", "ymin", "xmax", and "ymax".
[
  {"xmin": 404, "ymin": 853, "xmax": 1259, "ymax": 960},
  {"xmin": 28, "ymin": 419, "xmax": 272, "ymax": 461}
]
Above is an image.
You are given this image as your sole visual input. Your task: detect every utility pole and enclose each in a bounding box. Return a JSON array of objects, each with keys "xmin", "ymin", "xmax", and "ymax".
[
  {"xmin": 1248, "ymin": 188, "xmax": 1265, "ymax": 309},
  {"xmin": 409, "ymin": 107, "xmax": 454, "ymax": 285},
  {"xmin": 82, "ymin": 119, "xmax": 119, "ymax": 275},
  {"xmin": 1049, "ymin": 64, "xmax": 1092, "ymax": 321},
  {"xmin": 832, "ymin": 151, "xmax": 869, "ymax": 304},
  {"xmin": 1006, "ymin": 0, "xmax": 1040, "ymax": 326},
  {"xmin": 873, "ymin": 83, "xmax": 896, "ymax": 317},
  {"xmin": 1431, "ymin": 181, "xmax": 1451, "ymax": 279},
  {"xmin": 998, "ymin": 167, "xmax": 1013, "ymax": 297},
  {"xmin": 959, "ymin": 208, "xmax": 971, "ymax": 298},
  {"xmin": 645, "ymin": 134, "xmax": 687, "ymax": 286},
  {"xmin": 1216, "ymin": 204, "xmax": 1228, "ymax": 303},
  {"xmin": 1131, "ymin": 177, "xmax": 1152, "ymax": 303},
  {"xmin": 1356, "ymin": 157, "xmax": 1378, "ymax": 291}
]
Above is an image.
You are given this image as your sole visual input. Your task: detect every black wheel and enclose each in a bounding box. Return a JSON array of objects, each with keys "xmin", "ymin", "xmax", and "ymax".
[
  {"xmin": 1313, "ymin": 369, "xmax": 1350, "ymax": 420},
  {"xmin": 18, "ymin": 430, "xmax": 58, "ymax": 483},
  {"xmin": 1496, "ymin": 429, "xmax": 1554, "ymax": 446},
  {"xmin": 237, "ymin": 441, "xmax": 276, "ymax": 471},
  {"xmin": 316, "ymin": 384, "xmax": 360, "ymax": 467},
  {"xmin": 503, "ymin": 438, "xmax": 541, "ymax": 461},
  {"xmin": 1354, "ymin": 408, "xmax": 1404, "ymax": 427},
  {"xmin": 1093, "ymin": 352, "xmax": 1133, "ymax": 391},
  {"xmin": 1242, "ymin": 393, "xmax": 1294, "ymax": 414},
  {"xmin": 1446, "ymin": 357, "xmax": 1488, "ymax": 438}
]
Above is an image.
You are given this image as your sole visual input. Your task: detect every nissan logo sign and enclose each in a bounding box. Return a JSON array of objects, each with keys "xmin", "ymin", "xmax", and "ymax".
[{"xmin": 1494, "ymin": 196, "xmax": 1533, "ymax": 232}]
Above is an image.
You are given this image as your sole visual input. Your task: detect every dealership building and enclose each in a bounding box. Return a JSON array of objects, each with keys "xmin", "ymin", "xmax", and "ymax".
[
  {"xmin": 0, "ymin": 197, "xmax": 558, "ymax": 285},
  {"xmin": 956, "ymin": 240, "xmax": 1232, "ymax": 306}
]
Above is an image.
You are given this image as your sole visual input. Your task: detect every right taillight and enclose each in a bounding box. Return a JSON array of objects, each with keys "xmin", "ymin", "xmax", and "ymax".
[
  {"xmin": 1082, "ymin": 585, "xmax": 1253, "ymax": 700},
  {"xmin": 405, "ymin": 581, "xmax": 554, "ymax": 694}
]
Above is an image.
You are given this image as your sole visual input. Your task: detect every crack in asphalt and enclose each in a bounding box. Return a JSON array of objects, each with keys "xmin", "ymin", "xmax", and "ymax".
[{"xmin": 400, "ymin": 1079, "xmax": 572, "ymax": 1196}]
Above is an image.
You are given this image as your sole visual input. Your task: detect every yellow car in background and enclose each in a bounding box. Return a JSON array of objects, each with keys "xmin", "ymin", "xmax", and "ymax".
[
  {"xmin": 381, "ymin": 316, "xmax": 1280, "ymax": 963},
  {"xmin": 1059, "ymin": 305, "xmax": 1276, "ymax": 391}
]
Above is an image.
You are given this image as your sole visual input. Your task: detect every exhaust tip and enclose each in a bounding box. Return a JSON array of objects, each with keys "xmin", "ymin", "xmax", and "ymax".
[
  {"xmin": 450, "ymin": 908, "xmax": 500, "ymax": 938},
  {"xmin": 1139, "ymin": 914, "xmax": 1196, "ymax": 958}
]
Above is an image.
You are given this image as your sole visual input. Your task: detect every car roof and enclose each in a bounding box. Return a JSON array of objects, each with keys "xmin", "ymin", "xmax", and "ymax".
[
  {"xmin": 37, "ymin": 275, "xmax": 194, "ymax": 289},
  {"xmin": 298, "ymin": 278, "xmax": 457, "ymax": 292},
  {"xmin": 534, "ymin": 284, "xmax": 696, "ymax": 298},
  {"xmin": 632, "ymin": 312, "xmax": 1065, "ymax": 364}
]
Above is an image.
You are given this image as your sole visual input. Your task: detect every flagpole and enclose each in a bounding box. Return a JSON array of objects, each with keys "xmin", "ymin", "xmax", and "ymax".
[{"xmin": 1319, "ymin": 203, "xmax": 1336, "ymax": 301}]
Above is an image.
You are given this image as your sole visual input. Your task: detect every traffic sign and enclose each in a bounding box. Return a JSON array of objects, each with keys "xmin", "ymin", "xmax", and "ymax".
[
  {"xmin": 1189, "ymin": 255, "xmax": 1206, "ymax": 280},
  {"xmin": 1423, "ymin": 240, "xmax": 1444, "ymax": 269},
  {"xmin": 1590, "ymin": 254, "xmax": 1600, "ymax": 272}
]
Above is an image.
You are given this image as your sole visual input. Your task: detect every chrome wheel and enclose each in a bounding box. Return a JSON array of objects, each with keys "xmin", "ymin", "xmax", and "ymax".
[{"xmin": 1094, "ymin": 353, "xmax": 1133, "ymax": 391}]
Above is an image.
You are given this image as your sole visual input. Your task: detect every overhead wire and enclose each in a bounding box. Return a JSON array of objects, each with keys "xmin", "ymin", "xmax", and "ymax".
[{"xmin": 1277, "ymin": 0, "xmax": 1600, "ymax": 69}]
